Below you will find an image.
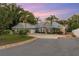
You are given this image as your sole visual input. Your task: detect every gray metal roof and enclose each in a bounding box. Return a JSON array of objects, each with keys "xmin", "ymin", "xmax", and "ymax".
[
  {"xmin": 36, "ymin": 22, "xmax": 46, "ymax": 28},
  {"xmin": 12, "ymin": 22, "xmax": 64, "ymax": 29},
  {"xmin": 51, "ymin": 22, "xmax": 64, "ymax": 28},
  {"xmin": 12, "ymin": 23, "xmax": 36, "ymax": 29}
]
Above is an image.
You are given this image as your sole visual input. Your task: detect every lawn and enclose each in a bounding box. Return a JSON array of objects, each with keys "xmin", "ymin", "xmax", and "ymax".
[{"xmin": 0, "ymin": 34, "xmax": 33, "ymax": 46}]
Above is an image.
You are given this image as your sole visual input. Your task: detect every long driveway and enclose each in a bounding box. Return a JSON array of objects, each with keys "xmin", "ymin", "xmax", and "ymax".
[{"xmin": 0, "ymin": 38, "xmax": 79, "ymax": 56}]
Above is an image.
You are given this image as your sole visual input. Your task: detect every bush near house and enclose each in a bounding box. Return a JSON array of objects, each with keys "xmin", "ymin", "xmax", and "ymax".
[
  {"xmin": 18, "ymin": 29, "xmax": 29, "ymax": 35},
  {"xmin": 2, "ymin": 30, "xmax": 13, "ymax": 35},
  {"xmin": 51, "ymin": 28, "xmax": 62, "ymax": 34},
  {"xmin": 0, "ymin": 30, "xmax": 11, "ymax": 35}
]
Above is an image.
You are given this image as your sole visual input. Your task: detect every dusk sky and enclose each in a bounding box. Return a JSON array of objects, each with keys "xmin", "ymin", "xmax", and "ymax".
[{"xmin": 17, "ymin": 3, "xmax": 79, "ymax": 20}]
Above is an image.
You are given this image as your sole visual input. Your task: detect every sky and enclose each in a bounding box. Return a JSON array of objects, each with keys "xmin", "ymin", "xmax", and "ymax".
[{"xmin": 17, "ymin": 3, "xmax": 79, "ymax": 21}]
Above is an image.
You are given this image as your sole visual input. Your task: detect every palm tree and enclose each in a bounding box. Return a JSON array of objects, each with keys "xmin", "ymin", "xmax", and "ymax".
[
  {"xmin": 19, "ymin": 10, "xmax": 37, "ymax": 24},
  {"xmin": 35, "ymin": 17, "xmax": 41, "ymax": 23},
  {"xmin": 1, "ymin": 3, "xmax": 24, "ymax": 28},
  {"xmin": 0, "ymin": 3, "xmax": 36, "ymax": 32},
  {"xmin": 46, "ymin": 15, "xmax": 58, "ymax": 33},
  {"xmin": 46, "ymin": 15, "xmax": 58, "ymax": 25},
  {"xmin": 35, "ymin": 17, "xmax": 44, "ymax": 33}
]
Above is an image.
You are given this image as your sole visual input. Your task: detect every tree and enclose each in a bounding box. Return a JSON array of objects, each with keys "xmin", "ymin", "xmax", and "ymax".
[
  {"xmin": 58, "ymin": 20, "xmax": 68, "ymax": 25},
  {"xmin": 68, "ymin": 14, "xmax": 79, "ymax": 32},
  {"xmin": 46, "ymin": 15, "xmax": 58, "ymax": 25},
  {"xmin": 0, "ymin": 3, "xmax": 24, "ymax": 29},
  {"xmin": 19, "ymin": 10, "xmax": 37, "ymax": 25},
  {"xmin": 46, "ymin": 15, "xmax": 58, "ymax": 33},
  {"xmin": 0, "ymin": 3, "xmax": 36, "ymax": 34},
  {"xmin": 26, "ymin": 12, "xmax": 37, "ymax": 25},
  {"xmin": 35, "ymin": 17, "xmax": 41, "ymax": 23}
]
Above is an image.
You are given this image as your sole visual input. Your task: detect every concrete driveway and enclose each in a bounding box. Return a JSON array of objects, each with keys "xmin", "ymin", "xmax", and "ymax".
[
  {"xmin": 28, "ymin": 33, "xmax": 72, "ymax": 39},
  {"xmin": 0, "ymin": 38, "xmax": 79, "ymax": 56}
]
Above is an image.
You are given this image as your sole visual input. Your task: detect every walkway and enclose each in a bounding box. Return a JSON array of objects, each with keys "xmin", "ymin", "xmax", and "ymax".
[{"xmin": 0, "ymin": 38, "xmax": 79, "ymax": 56}]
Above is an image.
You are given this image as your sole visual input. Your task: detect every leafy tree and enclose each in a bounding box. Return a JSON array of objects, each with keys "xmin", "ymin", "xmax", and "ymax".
[
  {"xmin": 0, "ymin": 3, "xmax": 23, "ymax": 29},
  {"xmin": 0, "ymin": 3, "xmax": 36, "ymax": 34},
  {"xmin": 24, "ymin": 11, "xmax": 37, "ymax": 25},
  {"xmin": 68, "ymin": 14, "xmax": 79, "ymax": 32},
  {"xmin": 58, "ymin": 20, "xmax": 68, "ymax": 25}
]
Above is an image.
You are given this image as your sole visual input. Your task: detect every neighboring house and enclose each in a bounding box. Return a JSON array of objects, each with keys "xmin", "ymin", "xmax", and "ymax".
[
  {"xmin": 72, "ymin": 28, "xmax": 79, "ymax": 37},
  {"xmin": 12, "ymin": 22, "xmax": 65, "ymax": 34}
]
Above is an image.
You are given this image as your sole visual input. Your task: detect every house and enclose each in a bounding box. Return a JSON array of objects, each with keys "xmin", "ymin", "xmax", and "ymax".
[
  {"xmin": 12, "ymin": 23, "xmax": 37, "ymax": 33},
  {"xmin": 12, "ymin": 22, "xmax": 65, "ymax": 34}
]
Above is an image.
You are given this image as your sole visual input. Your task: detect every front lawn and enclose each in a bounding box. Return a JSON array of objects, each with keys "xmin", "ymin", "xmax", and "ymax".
[{"xmin": 0, "ymin": 34, "xmax": 33, "ymax": 46}]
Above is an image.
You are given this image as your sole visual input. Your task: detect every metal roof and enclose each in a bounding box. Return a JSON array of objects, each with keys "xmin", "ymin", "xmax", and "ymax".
[
  {"xmin": 51, "ymin": 22, "xmax": 64, "ymax": 28},
  {"xmin": 12, "ymin": 23, "xmax": 36, "ymax": 29},
  {"xmin": 12, "ymin": 22, "xmax": 64, "ymax": 29}
]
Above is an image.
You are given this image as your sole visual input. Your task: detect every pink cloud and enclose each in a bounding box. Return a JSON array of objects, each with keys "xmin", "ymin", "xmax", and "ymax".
[
  {"xmin": 17, "ymin": 4, "xmax": 76, "ymax": 19},
  {"xmin": 33, "ymin": 9, "xmax": 72, "ymax": 18}
]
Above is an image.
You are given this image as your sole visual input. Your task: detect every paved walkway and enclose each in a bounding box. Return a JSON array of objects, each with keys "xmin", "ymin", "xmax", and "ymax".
[{"xmin": 0, "ymin": 38, "xmax": 79, "ymax": 56}]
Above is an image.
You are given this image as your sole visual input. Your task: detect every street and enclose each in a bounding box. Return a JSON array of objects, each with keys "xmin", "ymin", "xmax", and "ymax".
[{"xmin": 0, "ymin": 38, "xmax": 79, "ymax": 56}]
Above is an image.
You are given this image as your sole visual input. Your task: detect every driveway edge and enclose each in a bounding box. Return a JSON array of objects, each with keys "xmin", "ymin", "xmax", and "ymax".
[{"xmin": 0, "ymin": 38, "xmax": 37, "ymax": 50}]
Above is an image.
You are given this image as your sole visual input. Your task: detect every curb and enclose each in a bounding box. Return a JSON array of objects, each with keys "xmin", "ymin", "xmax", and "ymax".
[{"xmin": 0, "ymin": 38, "xmax": 37, "ymax": 50}]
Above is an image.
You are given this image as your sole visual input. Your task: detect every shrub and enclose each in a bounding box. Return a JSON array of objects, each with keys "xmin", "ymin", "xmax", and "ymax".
[
  {"xmin": 52, "ymin": 28, "xmax": 60, "ymax": 34},
  {"xmin": 18, "ymin": 29, "xmax": 29, "ymax": 35},
  {"xmin": 0, "ymin": 30, "xmax": 12, "ymax": 35}
]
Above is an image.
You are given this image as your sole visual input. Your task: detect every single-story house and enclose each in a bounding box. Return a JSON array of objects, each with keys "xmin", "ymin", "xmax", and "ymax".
[
  {"xmin": 12, "ymin": 23, "xmax": 37, "ymax": 33},
  {"xmin": 12, "ymin": 22, "xmax": 66, "ymax": 34}
]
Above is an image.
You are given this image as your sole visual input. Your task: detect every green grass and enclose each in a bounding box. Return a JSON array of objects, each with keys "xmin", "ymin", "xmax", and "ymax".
[{"xmin": 0, "ymin": 34, "xmax": 33, "ymax": 46}]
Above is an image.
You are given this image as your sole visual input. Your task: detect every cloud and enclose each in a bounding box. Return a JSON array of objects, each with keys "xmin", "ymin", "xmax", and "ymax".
[{"xmin": 33, "ymin": 9, "xmax": 72, "ymax": 18}]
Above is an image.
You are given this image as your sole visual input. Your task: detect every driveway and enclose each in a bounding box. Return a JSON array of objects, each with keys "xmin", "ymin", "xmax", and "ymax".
[
  {"xmin": 28, "ymin": 33, "xmax": 72, "ymax": 39},
  {"xmin": 0, "ymin": 38, "xmax": 79, "ymax": 56}
]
